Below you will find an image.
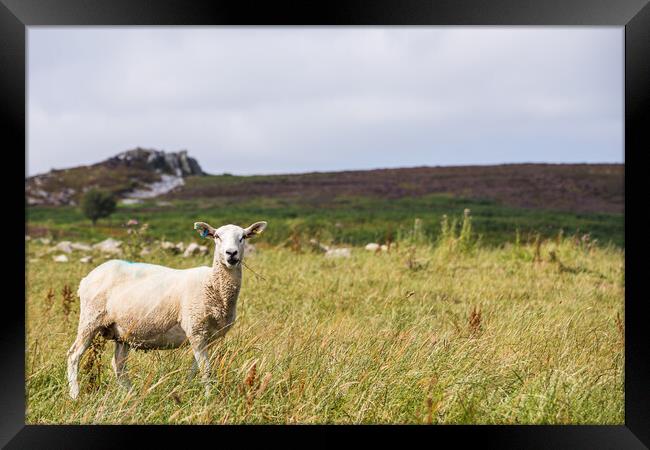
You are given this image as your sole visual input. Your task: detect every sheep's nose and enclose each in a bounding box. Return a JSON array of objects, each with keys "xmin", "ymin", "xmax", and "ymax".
[{"xmin": 226, "ymin": 249, "xmax": 238, "ymax": 257}]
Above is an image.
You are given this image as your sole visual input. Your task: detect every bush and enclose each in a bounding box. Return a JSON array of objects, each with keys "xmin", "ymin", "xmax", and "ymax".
[{"xmin": 81, "ymin": 189, "xmax": 116, "ymax": 225}]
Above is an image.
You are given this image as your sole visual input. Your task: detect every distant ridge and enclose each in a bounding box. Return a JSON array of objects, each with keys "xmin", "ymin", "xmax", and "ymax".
[
  {"xmin": 169, "ymin": 163, "xmax": 623, "ymax": 215},
  {"xmin": 25, "ymin": 149, "xmax": 623, "ymax": 214}
]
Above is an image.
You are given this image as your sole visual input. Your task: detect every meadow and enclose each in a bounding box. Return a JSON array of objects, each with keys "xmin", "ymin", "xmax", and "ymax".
[
  {"xmin": 25, "ymin": 210, "xmax": 625, "ymax": 424},
  {"xmin": 27, "ymin": 193, "xmax": 624, "ymax": 247}
]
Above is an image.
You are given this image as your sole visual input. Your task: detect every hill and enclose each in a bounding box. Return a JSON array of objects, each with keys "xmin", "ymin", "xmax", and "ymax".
[
  {"xmin": 26, "ymin": 148, "xmax": 623, "ymax": 215},
  {"xmin": 172, "ymin": 163, "xmax": 623, "ymax": 215},
  {"xmin": 26, "ymin": 148, "xmax": 204, "ymax": 206}
]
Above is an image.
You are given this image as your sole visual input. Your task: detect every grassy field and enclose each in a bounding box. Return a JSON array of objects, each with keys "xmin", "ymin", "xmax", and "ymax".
[
  {"xmin": 25, "ymin": 214, "xmax": 624, "ymax": 424},
  {"xmin": 27, "ymin": 193, "xmax": 624, "ymax": 248}
]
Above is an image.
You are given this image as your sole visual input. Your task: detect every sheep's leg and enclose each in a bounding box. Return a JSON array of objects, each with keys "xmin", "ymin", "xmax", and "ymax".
[
  {"xmin": 189, "ymin": 338, "xmax": 211, "ymax": 397},
  {"xmin": 187, "ymin": 358, "xmax": 199, "ymax": 381},
  {"xmin": 111, "ymin": 341, "xmax": 132, "ymax": 390},
  {"xmin": 66, "ymin": 326, "xmax": 99, "ymax": 399}
]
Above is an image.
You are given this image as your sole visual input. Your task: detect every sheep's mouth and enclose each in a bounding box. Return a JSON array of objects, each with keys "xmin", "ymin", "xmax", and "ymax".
[{"xmin": 225, "ymin": 257, "xmax": 240, "ymax": 267}]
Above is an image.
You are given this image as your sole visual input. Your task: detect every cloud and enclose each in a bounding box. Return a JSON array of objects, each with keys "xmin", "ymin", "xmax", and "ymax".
[{"xmin": 28, "ymin": 27, "xmax": 623, "ymax": 176}]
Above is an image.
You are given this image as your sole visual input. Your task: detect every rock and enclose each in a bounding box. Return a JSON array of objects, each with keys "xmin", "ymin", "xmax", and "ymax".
[
  {"xmin": 114, "ymin": 148, "xmax": 204, "ymax": 177},
  {"xmin": 156, "ymin": 201, "xmax": 172, "ymax": 207},
  {"xmin": 365, "ymin": 243, "xmax": 380, "ymax": 252},
  {"xmin": 198, "ymin": 245, "xmax": 208, "ymax": 255},
  {"xmin": 80, "ymin": 255, "xmax": 93, "ymax": 264},
  {"xmin": 38, "ymin": 238, "xmax": 51, "ymax": 245},
  {"xmin": 70, "ymin": 242, "xmax": 92, "ymax": 252},
  {"xmin": 183, "ymin": 242, "xmax": 201, "ymax": 257},
  {"xmin": 380, "ymin": 245, "xmax": 389, "ymax": 252},
  {"xmin": 325, "ymin": 248, "xmax": 351, "ymax": 258},
  {"xmin": 125, "ymin": 174, "xmax": 185, "ymax": 199},
  {"xmin": 160, "ymin": 241, "xmax": 175, "ymax": 250},
  {"xmin": 52, "ymin": 241, "xmax": 73, "ymax": 254},
  {"xmin": 93, "ymin": 238, "xmax": 123, "ymax": 255},
  {"xmin": 161, "ymin": 241, "xmax": 182, "ymax": 254},
  {"xmin": 139, "ymin": 247, "xmax": 151, "ymax": 256},
  {"xmin": 53, "ymin": 254, "xmax": 69, "ymax": 263},
  {"xmin": 25, "ymin": 235, "xmax": 31, "ymax": 241},
  {"xmin": 308, "ymin": 239, "xmax": 329, "ymax": 253},
  {"xmin": 121, "ymin": 198, "xmax": 142, "ymax": 205}
]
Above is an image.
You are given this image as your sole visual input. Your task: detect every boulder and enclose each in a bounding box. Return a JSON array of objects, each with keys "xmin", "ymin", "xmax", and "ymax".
[
  {"xmin": 183, "ymin": 242, "xmax": 201, "ymax": 257},
  {"xmin": 308, "ymin": 239, "xmax": 329, "ymax": 253},
  {"xmin": 53, "ymin": 254, "xmax": 69, "ymax": 263},
  {"xmin": 325, "ymin": 248, "xmax": 351, "ymax": 258},
  {"xmin": 70, "ymin": 242, "xmax": 92, "ymax": 252},
  {"xmin": 160, "ymin": 241, "xmax": 175, "ymax": 250},
  {"xmin": 93, "ymin": 238, "xmax": 123, "ymax": 255},
  {"xmin": 80, "ymin": 255, "xmax": 93, "ymax": 264},
  {"xmin": 51, "ymin": 241, "xmax": 73, "ymax": 254},
  {"xmin": 365, "ymin": 243, "xmax": 380, "ymax": 252},
  {"xmin": 161, "ymin": 241, "xmax": 183, "ymax": 254},
  {"xmin": 140, "ymin": 247, "xmax": 151, "ymax": 256}
]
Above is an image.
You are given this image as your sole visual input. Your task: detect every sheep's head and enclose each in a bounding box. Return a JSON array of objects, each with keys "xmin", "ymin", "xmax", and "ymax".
[{"xmin": 194, "ymin": 221, "xmax": 267, "ymax": 269}]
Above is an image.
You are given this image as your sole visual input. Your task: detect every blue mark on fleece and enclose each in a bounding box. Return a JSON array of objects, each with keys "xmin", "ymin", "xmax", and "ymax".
[
  {"xmin": 201, "ymin": 229, "xmax": 209, "ymax": 238},
  {"xmin": 120, "ymin": 260, "xmax": 148, "ymax": 266}
]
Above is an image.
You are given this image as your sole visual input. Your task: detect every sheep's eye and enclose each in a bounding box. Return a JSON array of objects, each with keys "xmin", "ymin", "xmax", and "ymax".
[{"xmin": 239, "ymin": 236, "xmax": 244, "ymax": 242}]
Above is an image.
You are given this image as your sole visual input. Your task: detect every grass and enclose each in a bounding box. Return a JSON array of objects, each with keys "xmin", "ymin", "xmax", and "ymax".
[
  {"xmin": 26, "ymin": 193, "xmax": 624, "ymax": 247},
  {"xmin": 25, "ymin": 216, "xmax": 624, "ymax": 424}
]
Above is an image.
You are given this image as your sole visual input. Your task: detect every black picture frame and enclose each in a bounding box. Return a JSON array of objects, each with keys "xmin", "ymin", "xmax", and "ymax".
[{"xmin": 5, "ymin": 0, "xmax": 648, "ymax": 447}]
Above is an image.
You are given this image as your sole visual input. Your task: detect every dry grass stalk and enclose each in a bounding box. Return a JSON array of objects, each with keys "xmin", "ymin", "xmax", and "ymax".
[
  {"xmin": 468, "ymin": 305, "xmax": 482, "ymax": 336},
  {"xmin": 80, "ymin": 334, "xmax": 106, "ymax": 393},
  {"xmin": 615, "ymin": 312, "xmax": 624, "ymax": 344},
  {"xmin": 257, "ymin": 372, "xmax": 272, "ymax": 397},
  {"xmin": 45, "ymin": 287, "xmax": 55, "ymax": 311},
  {"xmin": 244, "ymin": 361, "xmax": 258, "ymax": 389},
  {"xmin": 61, "ymin": 284, "xmax": 74, "ymax": 319},
  {"xmin": 290, "ymin": 229, "xmax": 302, "ymax": 253},
  {"xmin": 425, "ymin": 397, "xmax": 434, "ymax": 424},
  {"xmin": 171, "ymin": 392, "xmax": 182, "ymax": 405}
]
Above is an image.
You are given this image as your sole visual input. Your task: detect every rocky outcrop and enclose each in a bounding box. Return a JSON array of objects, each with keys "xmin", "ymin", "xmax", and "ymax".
[
  {"xmin": 111, "ymin": 148, "xmax": 204, "ymax": 177},
  {"xmin": 26, "ymin": 148, "xmax": 205, "ymax": 206}
]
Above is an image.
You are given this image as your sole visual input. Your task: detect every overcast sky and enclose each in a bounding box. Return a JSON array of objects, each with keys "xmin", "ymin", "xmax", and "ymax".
[{"xmin": 27, "ymin": 27, "xmax": 623, "ymax": 176}]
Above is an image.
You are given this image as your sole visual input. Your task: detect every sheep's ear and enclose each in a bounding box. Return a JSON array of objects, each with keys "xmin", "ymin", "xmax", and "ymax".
[
  {"xmin": 243, "ymin": 221, "xmax": 267, "ymax": 239},
  {"xmin": 194, "ymin": 222, "xmax": 217, "ymax": 239}
]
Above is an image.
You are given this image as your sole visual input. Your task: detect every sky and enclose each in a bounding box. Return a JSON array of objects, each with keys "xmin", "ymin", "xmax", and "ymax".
[{"xmin": 27, "ymin": 27, "xmax": 623, "ymax": 177}]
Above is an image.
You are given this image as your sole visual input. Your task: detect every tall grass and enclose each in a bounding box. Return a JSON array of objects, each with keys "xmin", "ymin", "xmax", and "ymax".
[{"xmin": 25, "ymin": 218, "xmax": 624, "ymax": 424}]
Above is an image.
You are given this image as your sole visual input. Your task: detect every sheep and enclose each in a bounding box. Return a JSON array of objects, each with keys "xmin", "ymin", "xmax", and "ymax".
[{"xmin": 66, "ymin": 220, "xmax": 267, "ymax": 399}]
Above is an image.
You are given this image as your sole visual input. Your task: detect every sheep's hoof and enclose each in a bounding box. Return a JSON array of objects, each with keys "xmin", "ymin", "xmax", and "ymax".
[{"xmin": 69, "ymin": 385, "xmax": 79, "ymax": 400}]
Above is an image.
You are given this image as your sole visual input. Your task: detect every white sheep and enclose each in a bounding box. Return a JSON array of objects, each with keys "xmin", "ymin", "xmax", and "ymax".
[{"xmin": 66, "ymin": 220, "xmax": 267, "ymax": 399}]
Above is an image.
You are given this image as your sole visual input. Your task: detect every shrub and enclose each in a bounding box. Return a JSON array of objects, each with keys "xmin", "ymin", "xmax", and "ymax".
[{"xmin": 80, "ymin": 189, "xmax": 116, "ymax": 225}]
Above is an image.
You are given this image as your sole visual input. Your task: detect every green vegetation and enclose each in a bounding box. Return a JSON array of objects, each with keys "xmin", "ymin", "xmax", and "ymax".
[
  {"xmin": 25, "ymin": 215, "xmax": 624, "ymax": 424},
  {"xmin": 28, "ymin": 194, "xmax": 623, "ymax": 248},
  {"xmin": 80, "ymin": 189, "xmax": 117, "ymax": 226}
]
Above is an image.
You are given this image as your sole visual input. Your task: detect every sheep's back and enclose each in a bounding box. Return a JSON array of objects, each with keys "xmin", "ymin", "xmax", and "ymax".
[{"xmin": 78, "ymin": 260, "xmax": 192, "ymax": 307}]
